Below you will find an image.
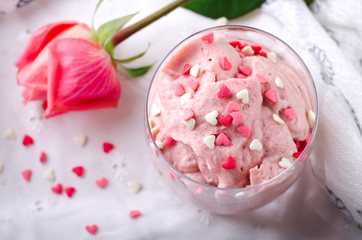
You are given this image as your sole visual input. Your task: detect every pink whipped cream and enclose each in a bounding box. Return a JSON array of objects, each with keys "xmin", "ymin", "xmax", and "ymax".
[{"xmin": 149, "ymin": 31, "xmax": 314, "ymax": 189}]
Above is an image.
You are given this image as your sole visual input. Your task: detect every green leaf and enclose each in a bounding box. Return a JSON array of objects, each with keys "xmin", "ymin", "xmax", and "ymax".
[
  {"xmin": 121, "ymin": 64, "xmax": 153, "ymax": 78},
  {"xmin": 112, "ymin": 44, "xmax": 150, "ymax": 64},
  {"xmin": 304, "ymin": 0, "xmax": 314, "ymax": 5}
]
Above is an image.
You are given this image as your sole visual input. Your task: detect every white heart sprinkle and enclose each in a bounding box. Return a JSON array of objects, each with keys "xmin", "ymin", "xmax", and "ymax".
[
  {"xmin": 241, "ymin": 46, "xmax": 254, "ymax": 55},
  {"xmin": 180, "ymin": 92, "xmax": 192, "ymax": 104},
  {"xmin": 44, "ymin": 168, "xmax": 56, "ymax": 181},
  {"xmin": 204, "ymin": 110, "xmax": 218, "ymax": 126},
  {"xmin": 151, "ymin": 127, "xmax": 160, "ymax": 137},
  {"xmin": 236, "ymin": 89, "xmax": 249, "ymax": 104},
  {"xmin": 307, "ymin": 110, "xmax": 316, "ymax": 126},
  {"xmin": 183, "ymin": 118, "xmax": 196, "ymax": 130},
  {"xmin": 3, "ymin": 128, "xmax": 16, "ymax": 140},
  {"xmin": 0, "ymin": 162, "xmax": 4, "ymax": 174},
  {"xmin": 279, "ymin": 157, "xmax": 292, "ymax": 169},
  {"xmin": 234, "ymin": 191, "xmax": 245, "ymax": 199},
  {"xmin": 203, "ymin": 135, "xmax": 215, "ymax": 149},
  {"xmin": 151, "ymin": 104, "xmax": 161, "ymax": 116},
  {"xmin": 73, "ymin": 134, "xmax": 87, "ymax": 147},
  {"xmin": 128, "ymin": 180, "xmax": 142, "ymax": 193},
  {"xmin": 155, "ymin": 141, "xmax": 163, "ymax": 150},
  {"xmin": 275, "ymin": 77, "xmax": 284, "ymax": 89},
  {"xmin": 273, "ymin": 114, "xmax": 284, "ymax": 125},
  {"xmin": 215, "ymin": 16, "xmax": 228, "ymax": 26},
  {"xmin": 190, "ymin": 64, "xmax": 200, "ymax": 77},
  {"xmin": 249, "ymin": 139, "xmax": 263, "ymax": 151},
  {"xmin": 267, "ymin": 52, "xmax": 277, "ymax": 63},
  {"xmin": 148, "ymin": 118, "xmax": 155, "ymax": 128}
]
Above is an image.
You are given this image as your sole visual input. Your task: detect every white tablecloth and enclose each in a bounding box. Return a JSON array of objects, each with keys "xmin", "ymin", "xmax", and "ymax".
[{"xmin": 0, "ymin": 0, "xmax": 361, "ymax": 239}]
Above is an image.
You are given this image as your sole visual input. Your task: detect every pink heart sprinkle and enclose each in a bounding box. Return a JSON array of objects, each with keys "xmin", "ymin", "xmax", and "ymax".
[
  {"xmin": 251, "ymin": 45, "xmax": 262, "ymax": 54},
  {"xmin": 222, "ymin": 156, "xmax": 236, "ymax": 169},
  {"xmin": 220, "ymin": 57, "xmax": 232, "ymax": 71},
  {"xmin": 103, "ymin": 142, "xmax": 114, "ymax": 153},
  {"xmin": 217, "ymin": 114, "xmax": 232, "ymax": 127},
  {"xmin": 51, "ymin": 183, "xmax": 62, "ymax": 194},
  {"xmin": 22, "ymin": 169, "xmax": 32, "ymax": 181},
  {"xmin": 293, "ymin": 152, "xmax": 302, "ymax": 158},
  {"xmin": 238, "ymin": 52, "xmax": 245, "ymax": 58},
  {"xmin": 264, "ymin": 89, "xmax": 277, "ymax": 103},
  {"xmin": 95, "ymin": 177, "xmax": 107, "ymax": 189},
  {"xmin": 226, "ymin": 101, "xmax": 240, "ymax": 113},
  {"xmin": 182, "ymin": 64, "xmax": 192, "ymax": 75},
  {"xmin": 235, "ymin": 73, "xmax": 246, "ymax": 79},
  {"xmin": 256, "ymin": 74, "xmax": 267, "ymax": 84},
  {"xmin": 85, "ymin": 225, "xmax": 98, "ymax": 235},
  {"xmin": 201, "ymin": 32, "xmax": 214, "ymax": 43},
  {"xmin": 183, "ymin": 108, "xmax": 194, "ymax": 121},
  {"xmin": 169, "ymin": 172, "xmax": 176, "ymax": 180},
  {"xmin": 215, "ymin": 132, "xmax": 230, "ymax": 146},
  {"xmin": 175, "ymin": 83, "xmax": 185, "ymax": 97},
  {"xmin": 237, "ymin": 125, "xmax": 250, "ymax": 138},
  {"xmin": 238, "ymin": 65, "xmax": 251, "ymax": 76},
  {"xmin": 129, "ymin": 210, "xmax": 141, "ymax": 219},
  {"xmin": 188, "ymin": 78, "xmax": 199, "ymax": 91},
  {"xmin": 163, "ymin": 136, "xmax": 175, "ymax": 147},
  {"xmin": 284, "ymin": 108, "xmax": 295, "ymax": 121},
  {"xmin": 39, "ymin": 151, "xmax": 47, "ymax": 164},
  {"xmin": 259, "ymin": 51, "xmax": 267, "ymax": 58},
  {"xmin": 228, "ymin": 40, "xmax": 241, "ymax": 49},
  {"xmin": 230, "ymin": 112, "xmax": 243, "ymax": 126},
  {"xmin": 217, "ymin": 84, "xmax": 231, "ymax": 98},
  {"xmin": 22, "ymin": 134, "xmax": 34, "ymax": 146},
  {"xmin": 64, "ymin": 187, "xmax": 75, "ymax": 198},
  {"xmin": 72, "ymin": 166, "xmax": 84, "ymax": 177}
]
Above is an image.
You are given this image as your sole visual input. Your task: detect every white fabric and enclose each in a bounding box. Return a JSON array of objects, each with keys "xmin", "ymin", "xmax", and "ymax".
[{"xmin": 0, "ymin": 0, "xmax": 361, "ymax": 239}]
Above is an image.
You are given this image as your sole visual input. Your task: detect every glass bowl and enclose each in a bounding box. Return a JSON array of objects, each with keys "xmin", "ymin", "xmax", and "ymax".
[{"xmin": 144, "ymin": 26, "xmax": 318, "ymax": 215}]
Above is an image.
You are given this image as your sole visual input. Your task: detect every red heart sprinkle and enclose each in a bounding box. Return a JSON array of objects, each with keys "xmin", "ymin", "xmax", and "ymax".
[
  {"xmin": 51, "ymin": 183, "xmax": 63, "ymax": 194},
  {"xmin": 226, "ymin": 101, "xmax": 240, "ymax": 113},
  {"xmin": 188, "ymin": 78, "xmax": 199, "ymax": 91},
  {"xmin": 259, "ymin": 51, "xmax": 267, "ymax": 58},
  {"xmin": 237, "ymin": 125, "xmax": 251, "ymax": 138},
  {"xmin": 228, "ymin": 40, "xmax": 242, "ymax": 49},
  {"xmin": 251, "ymin": 45, "xmax": 262, "ymax": 54},
  {"xmin": 103, "ymin": 142, "xmax": 114, "ymax": 153},
  {"xmin": 295, "ymin": 140, "xmax": 301, "ymax": 151},
  {"xmin": 235, "ymin": 73, "xmax": 246, "ymax": 79},
  {"xmin": 238, "ymin": 52, "xmax": 245, "ymax": 58},
  {"xmin": 201, "ymin": 32, "xmax": 214, "ymax": 43},
  {"xmin": 22, "ymin": 134, "xmax": 34, "ymax": 146},
  {"xmin": 217, "ymin": 84, "xmax": 231, "ymax": 98},
  {"xmin": 230, "ymin": 112, "xmax": 243, "ymax": 126},
  {"xmin": 293, "ymin": 152, "xmax": 302, "ymax": 158},
  {"xmin": 85, "ymin": 225, "xmax": 98, "ymax": 235},
  {"xmin": 39, "ymin": 151, "xmax": 47, "ymax": 163},
  {"xmin": 222, "ymin": 156, "xmax": 236, "ymax": 169},
  {"xmin": 284, "ymin": 108, "xmax": 295, "ymax": 121},
  {"xmin": 163, "ymin": 136, "xmax": 175, "ymax": 147},
  {"xmin": 95, "ymin": 177, "xmax": 107, "ymax": 189},
  {"xmin": 42, "ymin": 101, "xmax": 48, "ymax": 111},
  {"xmin": 256, "ymin": 74, "xmax": 267, "ymax": 84},
  {"xmin": 217, "ymin": 114, "xmax": 232, "ymax": 127},
  {"xmin": 64, "ymin": 187, "xmax": 75, "ymax": 198},
  {"xmin": 264, "ymin": 89, "xmax": 277, "ymax": 103},
  {"xmin": 72, "ymin": 166, "xmax": 84, "ymax": 177},
  {"xmin": 215, "ymin": 132, "xmax": 230, "ymax": 146},
  {"xmin": 129, "ymin": 210, "xmax": 141, "ymax": 219},
  {"xmin": 182, "ymin": 64, "xmax": 192, "ymax": 75},
  {"xmin": 238, "ymin": 65, "xmax": 251, "ymax": 76},
  {"xmin": 22, "ymin": 169, "xmax": 32, "ymax": 181},
  {"xmin": 220, "ymin": 57, "xmax": 232, "ymax": 70},
  {"xmin": 183, "ymin": 108, "xmax": 194, "ymax": 121},
  {"xmin": 175, "ymin": 83, "xmax": 185, "ymax": 97}
]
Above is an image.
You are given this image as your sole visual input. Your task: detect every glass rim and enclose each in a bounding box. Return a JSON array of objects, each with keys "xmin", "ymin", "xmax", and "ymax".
[{"xmin": 145, "ymin": 25, "xmax": 319, "ymax": 193}]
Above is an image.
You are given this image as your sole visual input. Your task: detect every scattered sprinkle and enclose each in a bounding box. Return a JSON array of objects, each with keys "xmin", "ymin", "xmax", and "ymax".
[
  {"xmin": 169, "ymin": 172, "xmax": 176, "ymax": 179},
  {"xmin": 183, "ymin": 108, "xmax": 194, "ymax": 121},
  {"xmin": 180, "ymin": 92, "xmax": 192, "ymax": 104},
  {"xmin": 256, "ymin": 74, "xmax": 267, "ymax": 84},
  {"xmin": 284, "ymin": 108, "xmax": 295, "ymax": 121},
  {"xmin": 221, "ymin": 156, "xmax": 236, "ymax": 169},
  {"xmin": 44, "ymin": 168, "xmax": 56, "ymax": 181},
  {"xmin": 188, "ymin": 78, "xmax": 199, "ymax": 91},
  {"xmin": 64, "ymin": 186, "xmax": 76, "ymax": 198},
  {"xmin": 183, "ymin": 118, "xmax": 196, "ymax": 130},
  {"xmin": 293, "ymin": 151, "xmax": 302, "ymax": 158},
  {"xmin": 220, "ymin": 57, "xmax": 232, "ymax": 70},
  {"xmin": 279, "ymin": 157, "xmax": 292, "ymax": 169},
  {"xmin": 217, "ymin": 84, "xmax": 231, "ymax": 98},
  {"xmin": 151, "ymin": 104, "xmax": 161, "ymax": 116},
  {"xmin": 307, "ymin": 110, "xmax": 316, "ymax": 125},
  {"xmin": 273, "ymin": 114, "xmax": 284, "ymax": 125},
  {"xmin": 201, "ymin": 32, "xmax": 214, "ymax": 43},
  {"xmin": 72, "ymin": 166, "xmax": 84, "ymax": 177},
  {"xmin": 155, "ymin": 141, "xmax": 163, "ymax": 150},
  {"xmin": 51, "ymin": 183, "xmax": 62, "ymax": 194},
  {"xmin": 175, "ymin": 83, "xmax": 185, "ymax": 97},
  {"xmin": 22, "ymin": 134, "xmax": 34, "ymax": 146},
  {"xmin": 230, "ymin": 112, "xmax": 243, "ymax": 126},
  {"xmin": 0, "ymin": 162, "xmax": 4, "ymax": 174},
  {"xmin": 275, "ymin": 77, "xmax": 284, "ymax": 89},
  {"xmin": 215, "ymin": 132, "xmax": 230, "ymax": 146},
  {"xmin": 129, "ymin": 210, "xmax": 141, "ymax": 219},
  {"xmin": 128, "ymin": 180, "xmax": 142, "ymax": 193},
  {"xmin": 95, "ymin": 177, "xmax": 108, "ymax": 189},
  {"xmin": 204, "ymin": 110, "xmax": 219, "ymax": 126},
  {"xmin": 182, "ymin": 64, "xmax": 192, "ymax": 75},
  {"xmin": 103, "ymin": 142, "xmax": 114, "ymax": 153},
  {"xmin": 3, "ymin": 128, "xmax": 16, "ymax": 139},
  {"xmin": 217, "ymin": 114, "xmax": 232, "ymax": 127},
  {"xmin": 228, "ymin": 41, "xmax": 241, "ymax": 49},
  {"xmin": 241, "ymin": 46, "xmax": 254, "ymax": 56},
  {"xmin": 194, "ymin": 187, "xmax": 204, "ymax": 195},
  {"xmin": 163, "ymin": 136, "xmax": 175, "ymax": 147},
  {"xmin": 85, "ymin": 225, "xmax": 98, "ymax": 235},
  {"xmin": 251, "ymin": 45, "xmax": 262, "ymax": 54},
  {"xmin": 190, "ymin": 64, "xmax": 200, "ymax": 77},
  {"xmin": 151, "ymin": 127, "xmax": 160, "ymax": 138},
  {"xmin": 235, "ymin": 73, "xmax": 246, "ymax": 79},
  {"xmin": 267, "ymin": 52, "xmax": 277, "ymax": 63},
  {"xmin": 234, "ymin": 191, "xmax": 245, "ymax": 199},
  {"xmin": 237, "ymin": 125, "xmax": 250, "ymax": 138},
  {"xmin": 215, "ymin": 16, "xmax": 228, "ymax": 26},
  {"xmin": 259, "ymin": 51, "xmax": 267, "ymax": 58},
  {"xmin": 236, "ymin": 89, "xmax": 249, "ymax": 104},
  {"xmin": 39, "ymin": 151, "xmax": 47, "ymax": 163},
  {"xmin": 249, "ymin": 139, "xmax": 262, "ymax": 151},
  {"xmin": 203, "ymin": 135, "xmax": 216, "ymax": 149},
  {"xmin": 226, "ymin": 101, "xmax": 240, "ymax": 113},
  {"xmin": 264, "ymin": 89, "xmax": 277, "ymax": 103},
  {"xmin": 238, "ymin": 65, "xmax": 251, "ymax": 76},
  {"xmin": 22, "ymin": 169, "xmax": 32, "ymax": 181},
  {"xmin": 238, "ymin": 52, "xmax": 245, "ymax": 58},
  {"xmin": 73, "ymin": 134, "xmax": 87, "ymax": 147}
]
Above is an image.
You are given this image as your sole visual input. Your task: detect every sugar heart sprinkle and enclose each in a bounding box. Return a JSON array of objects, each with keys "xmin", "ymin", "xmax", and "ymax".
[
  {"xmin": 183, "ymin": 108, "xmax": 194, "ymax": 121},
  {"xmin": 204, "ymin": 110, "xmax": 218, "ymax": 126},
  {"xmin": 3, "ymin": 128, "xmax": 16, "ymax": 139},
  {"xmin": 273, "ymin": 114, "xmax": 284, "ymax": 125},
  {"xmin": 267, "ymin": 52, "xmax": 277, "ymax": 63},
  {"xmin": 183, "ymin": 118, "xmax": 196, "ymax": 130},
  {"xmin": 222, "ymin": 156, "xmax": 236, "ymax": 169},
  {"xmin": 163, "ymin": 136, "xmax": 175, "ymax": 147},
  {"xmin": 151, "ymin": 104, "xmax": 161, "ymax": 116},
  {"xmin": 73, "ymin": 134, "xmax": 87, "ymax": 147},
  {"xmin": 85, "ymin": 225, "xmax": 98, "ymax": 235},
  {"xmin": 190, "ymin": 64, "xmax": 200, "ymax": 77},
  {"xmin": 175, "ymin": 83, "xmax": 185, "ymax": 97},
  {"xmin": 275, "ymin": 77, "xmax": 284, "ymax": 89},
  {"xmin": 249, "ymin": 139, "xmax": 263, "ymax": 151},
  {"xmin": 237, "ymin": 125, "xmax": 250, "ymax": 138},
  {"xmin": 284, "ymin": 108, "xmax": 295, "ymax": 121},
  {"xmin": 215, "ymin": 132, "xmax": 230, "ymax": 146},
  {"xmin": 259, "ymin": 51, "xmax": 267, "ymax": 58},
  {"xmin": 235, "ymin": 73, "xmax": 246, "ymax": 79},
  {"xmin": 256, "ymin": 74, "xmax": 267, "ymax": 84},
  {"xmin": 236, "ymin": 89, "xmax": 249, "ymax": 104},
  {"xmin": 39, "ymin": 151, "xmax": 47, "ymax": 163},
  {"xmin": 22, "ymin": 169, "xmax": 32, "ymax": 181},
  {"xmin": 72, "ymin": 166, "xmax": 84, "ymax": 177},
  {"xmin": 251, "ymin": 45, "xmax": 262, "ymax": 54},
  {"xmin": 241, "ymin": 46, "xmax": 254, "ymax": 56},
  {"xmin": 217, "ymin": 114, "xmax": 232, "ymax": 127},
  {"xmin": 230, "ymin": 112, "xmax": 243, "ymax": 126},
  {"xmin": 64, "ymin": 187, "xmax": 76, "ymax": 198},
  {"xmin": 279, "ymin": 157, "xmax": 292, "ymax": 169},
  {"xmin": 217, "ymin": 84, "xmax": 231, "ymax": 98},
  {"xmin": 95, "ymin": 177, "xmax": 107, "ymax": 189},
  {"xmin": 264, "ymin": 89, "xmax": 277, "ymax": 103},
  {"xmin": 22, "ymin": 134, "xmax": 34, "ymax": 146},
  {"xmin": 182, "ymin": 64, "xmax": 192, "ymax": 75},
  {"xmin": 203, "ymin": 135, "xmax": 215, "ymax": 149},
  {"xmin": 180, "ymin": 92, "xmax": 192, "ymax": 104},
  {"xmin": 51, "ymin": 183, "xmax": 62, "ymax": 194},
  {"xmin": 238, "ymin": 65, "xmax": 251, "ymax": 76},
  {"xmin": 188, "ymin": 78, "xmax": 199, "ymax": 91},
  {"xmin": 128, "ymin": 180, "xmax": 142, "ymax": 193},
  {"xmin": 220, "ymin": 57, "xmax": 232, "ymax": 70},
  {"xmin": 44, "ymin": 168, "xmax": 56, "ymax": 181},
  {"xmin": 226, "ymin": 101, "xmax": 240, "ymax": 113},
  {"xmin": 129, "ymin": 210, "xmax": 141, "ymax": 219},
  {"xmin": 103, "ymin": 142, "xmax": 114, "ymax": 153},
  {"xmin": 201, "ymin": 32, "xmax": 214, "ymax": 43},
  {"xmin": 228, "ymin": 41, "xmax": 242, "ymax": 49}
]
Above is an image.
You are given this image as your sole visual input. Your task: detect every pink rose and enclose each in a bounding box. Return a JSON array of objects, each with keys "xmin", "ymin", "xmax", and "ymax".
[{"xmin": 15, "ymin": 21, "xmax": 121, "ymax": 118}]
